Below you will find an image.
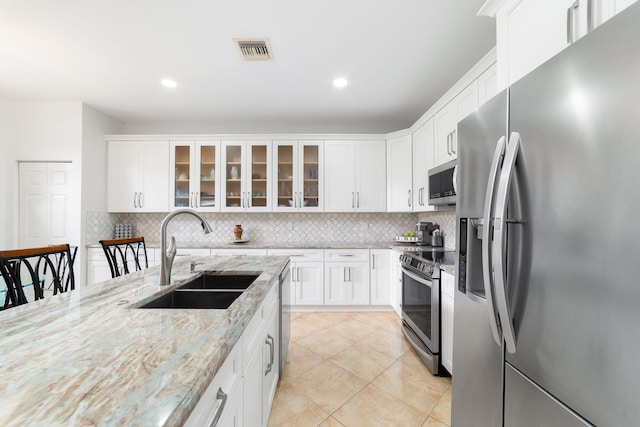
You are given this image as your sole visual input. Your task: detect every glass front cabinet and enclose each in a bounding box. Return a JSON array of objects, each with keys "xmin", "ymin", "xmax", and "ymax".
[
  {"xmin": 273, "ymin": 140, "xmax": 323, "ymax": 212},
  {"xmin": 170, "ymin": 141, "xmax": 221, "ymax": 211},
  {"xmin": 221, "ymin": 140, "xmax": 272, "ymax": 212}
]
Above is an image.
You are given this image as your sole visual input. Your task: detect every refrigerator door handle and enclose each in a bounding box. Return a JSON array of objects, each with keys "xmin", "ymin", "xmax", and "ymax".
[
  {"xmin": 492, "ymin": 132, "xmax": 521, "ymax": 354},
  {"xmin": 482, "ymin": 136, "xmax": 507, "ymax": 346}
]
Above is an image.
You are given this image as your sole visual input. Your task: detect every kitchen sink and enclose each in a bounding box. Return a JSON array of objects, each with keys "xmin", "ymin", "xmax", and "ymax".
[
  {"xmin": 139, "ymin": 290, "xmax": 243, "ymax": 309},
  {"xmin": 178, "ymin": 271, "xmax": 260, "ymax": 290},
  {"xmin": 138, "ymin": 272, "xmax": 261, "ymax": 309}
]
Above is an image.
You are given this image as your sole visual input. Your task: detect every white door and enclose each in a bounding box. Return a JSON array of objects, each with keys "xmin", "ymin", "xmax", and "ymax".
[
  {"xmin": 386, "ymin": 135, "xmax": 413, "ymax": 212},
  {"xmin": 346, "ymin": 263, "xmax": 370, "ymax": 305},
  {"xmin": 324, "ymin": 141, "xmax": 356, "ymax": 212},
  {"xmin": 356, "ymin": 140, "xmax": 386, "ymax": 212},
  {"xmin": 370, "ymin": 250, "xmax": 391, "ymax": 306},
  {"xmin": 324, "ymin": 262, "xmax": 347, "ymax": 304},
  {"xmin": 295, "ymin": 261, "xmax": 324, "ymax": 305},
  {"xmin": 19, "ymin": 162, "xmax": 73, "ymax": 248}
]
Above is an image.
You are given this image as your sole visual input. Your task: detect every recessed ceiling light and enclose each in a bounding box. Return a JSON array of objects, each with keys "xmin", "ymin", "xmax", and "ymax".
[
  {"xmin": 161, "ymin": 79, "xmax": 177, "ymax": 88},
  {"xmin": 333, "ymin": 78, "xmax": 348, "ymax": 88}
]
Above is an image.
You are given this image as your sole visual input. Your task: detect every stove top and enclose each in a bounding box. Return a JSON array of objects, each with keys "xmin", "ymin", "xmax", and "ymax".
[{"xmin": 399, "ymin": 248, "xmax": 456, "ymax": 278}]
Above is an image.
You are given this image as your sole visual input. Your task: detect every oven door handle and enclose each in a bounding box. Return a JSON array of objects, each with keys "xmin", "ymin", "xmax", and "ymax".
[{"xmin": 401, "ymin": 266, "xmax": 432, "ymax": 287}]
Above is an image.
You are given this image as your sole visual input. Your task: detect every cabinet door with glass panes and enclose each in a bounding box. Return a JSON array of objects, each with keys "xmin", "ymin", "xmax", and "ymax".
[
  {"xmin": 221, "ymin": 140, "xmax": 271, "ymax": 212},
  {"xmin": 170, "ymin": 141, "xmax": 220, "ymax": 211},
  {"xmin": 273, "ymin": 140, "xmax": 323, "ymax": 212}
]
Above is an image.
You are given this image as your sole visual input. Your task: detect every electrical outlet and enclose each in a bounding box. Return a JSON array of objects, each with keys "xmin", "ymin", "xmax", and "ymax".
[{"xmin": 286, "ymin": 222, "xmax": 294, "ymax": 231}]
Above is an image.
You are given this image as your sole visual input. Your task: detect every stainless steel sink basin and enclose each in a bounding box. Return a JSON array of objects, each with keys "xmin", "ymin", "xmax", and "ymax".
[
  {"xmin": 138, "ymin": 272, "xmax": 261, "ymax": 309},
  {"xmin": 178, "ymin": 271, "xmax": 260, "ymax": 290},
  {"xmin": 140, "ymin": 290, "xmax": 243, "ymax": 309}
]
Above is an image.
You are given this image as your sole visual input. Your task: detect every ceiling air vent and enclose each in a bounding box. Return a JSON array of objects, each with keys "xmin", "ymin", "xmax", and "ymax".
[{"xmin": 234, "ymin": 38, "xmax": 273, "ymax": 61}]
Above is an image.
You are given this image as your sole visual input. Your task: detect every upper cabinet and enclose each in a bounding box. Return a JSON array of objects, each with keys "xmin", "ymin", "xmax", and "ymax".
[
  {"xmin": 478, "ymin": 63, "xmax": 498, "ymax": 106},
  {"xmin": 324, "ymin": 140, "xmax": 386, "ymax": 212},
  {"xmin": 273, "ymin": 140, "xmax": 323, "ymax": 212},
  {"xmin": 107, "ymin": 140, "xmax": 169, "ymax": 212},
  {"xmin": 411, "ymin": 119, "xmax": 435, "ymax": 212},
  {"xmin": 493, "ymin": 0, "xmax": 637, "ymax": 87},
  {"xmin": 170, "ymin": 141, "xmax": 220, "ymax": 211},
  {"xmin": 386, "ymin": 135, "xmax": 413, "ymax": 212},
  {"xmin": 221, "ymin": 140, "xmax": 272, "ymax": 212},
  {"xmin": 434, "ymin": 80, "xmax": 479, "ymax": 166}
]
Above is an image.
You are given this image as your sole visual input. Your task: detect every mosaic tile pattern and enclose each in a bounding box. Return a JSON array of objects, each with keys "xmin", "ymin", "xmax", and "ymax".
[
  {"xmin": 416, "ymin": 210, "xmax": 457, "ymax": 250},
  {"xmin": 86, "ymin": 211, "xmax": 456, "ymax": 249}
]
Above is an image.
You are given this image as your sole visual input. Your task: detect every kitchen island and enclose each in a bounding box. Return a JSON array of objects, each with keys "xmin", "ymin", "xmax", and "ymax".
[{"xmin": 0, "ymin": 255, "xmax": 289, "ymax": 426}]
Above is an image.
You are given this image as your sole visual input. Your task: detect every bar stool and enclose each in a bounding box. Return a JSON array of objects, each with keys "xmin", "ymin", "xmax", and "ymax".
[
  {"xmin": 99, "ymin": 237, "xmax": 148, "ymax": 278},
  {"xmin": 0, "ymin": 244, "xmax": 76, "ymax": 309}
]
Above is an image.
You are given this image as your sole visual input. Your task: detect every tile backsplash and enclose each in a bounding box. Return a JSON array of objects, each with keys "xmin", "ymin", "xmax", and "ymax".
[{"xmin": 86, "ymin": 210, "xmax": 456, "ymax": 249}]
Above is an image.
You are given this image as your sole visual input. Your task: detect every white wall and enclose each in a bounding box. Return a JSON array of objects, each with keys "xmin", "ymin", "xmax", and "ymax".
[
  {"xmin": 0, "ymin": 101, "xmax": 14, "ymax": 248},
  {"xmin": 0, "ymin": 101, "xmax": 83, "ymax": 250},
  {"xmin": 80, "ymin": 104, "xmax": 123, "ymax": 283}
]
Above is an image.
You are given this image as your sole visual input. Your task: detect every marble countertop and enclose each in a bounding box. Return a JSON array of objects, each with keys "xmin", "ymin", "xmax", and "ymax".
[{"xmin": 0, "ymin": 255, "xmax": 289, "ymax": 426}]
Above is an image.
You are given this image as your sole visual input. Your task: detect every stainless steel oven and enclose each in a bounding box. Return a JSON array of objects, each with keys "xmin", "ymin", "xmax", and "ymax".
[{"xmin": 400, "ymin": 250, "xmax": 453, "ymax": 376}]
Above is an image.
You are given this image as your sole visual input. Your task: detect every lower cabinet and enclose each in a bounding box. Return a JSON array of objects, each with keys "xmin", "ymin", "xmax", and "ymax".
[
  {"xmin": 243, "ymin": 284, "xmax": 280, "ymax": 427},
  {"xmin": 267, "ymin": 249, "xmax": 324, "ymax": 306},
  {"xmin": 184, "ymin": 337, "xmax": 243, "ymax": 427},
  {"xmin": 440, "ymin": 269, "xmax": 455, "ymax": 374},
  {"xmin": 185, "ymin": 282, "xmax": 279, "ymax": 427},
  {"xmin": 324, "ymin": 249, "xmax": 370, "ymax": 305}
]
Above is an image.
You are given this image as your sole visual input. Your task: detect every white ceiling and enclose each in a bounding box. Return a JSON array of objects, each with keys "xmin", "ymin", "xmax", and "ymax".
[{"xmin": 0, "ymin": 0, "xmax": 495, "ymax": 134}]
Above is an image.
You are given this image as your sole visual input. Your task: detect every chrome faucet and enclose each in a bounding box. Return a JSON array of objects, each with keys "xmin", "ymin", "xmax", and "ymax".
[{"xmin": 160, "ymin": 209, "xmax": 213, "ymax": 285}]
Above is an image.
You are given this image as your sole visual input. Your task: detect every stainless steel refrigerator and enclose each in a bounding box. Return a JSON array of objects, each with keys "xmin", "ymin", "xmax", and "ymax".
[{"xmin": 453, "ymin": 3, "xmax": 640, "ymax": 426}]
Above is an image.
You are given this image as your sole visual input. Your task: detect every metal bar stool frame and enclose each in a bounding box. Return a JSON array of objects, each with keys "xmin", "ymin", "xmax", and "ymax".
[
  {"xmin": 99, "ymin": 237, "xmax": 148, "ymax": 278},
  {"xmin": 0, "ymin": 244, "xmax": 75, "ymax": 310}
]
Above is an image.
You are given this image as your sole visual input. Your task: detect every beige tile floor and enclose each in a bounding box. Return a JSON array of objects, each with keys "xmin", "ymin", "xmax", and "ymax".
[{"xmin": 268, "ymin": 311, "xmax": 451, "ymax": 427}]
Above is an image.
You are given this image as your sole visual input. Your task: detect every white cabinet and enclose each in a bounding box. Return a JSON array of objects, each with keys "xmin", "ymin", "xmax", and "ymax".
[
  {"xmin": 370, "ymin": 249, "xmax": 392, "ymax": 306},
  {"xmin": 221, "ymin": 140, "xmax": 272, "ymax": 212},
  {"xmin": 185, "ymin": 338, "xmax": 243, "ymax": 427},
  {"xmin": 433, "ymin": 81, "xmax": 479, "ymax": 166},
  {"xmin": 86, "ymin": 248, "xmax": 113, "ymax": 285},
  {"xmin": 107, "ymin": 140, "xmax": 169, "ymax": 212},
  {"xmin": 243, "ymin": 284, "xmax": 279, "ymax": 427},
  {"xmin": 324, "ymin": 140, "xmax": 386, "ymax": 212},
  {"xmin": 441, "ymin": 270, "xmax": 455, "ymax": 374},
  {"xmin": 478, "ymin": 63, "xmax": 498, "ymax": 106},
  {"xmin": 389, "ymin": 251, "xmax": 403, "ymax": 316},
  {"xmin": 170, "ymin": 141, "xmax": 221, "ymax": 211},
  {"xmin": 386, "ymin": 135, "xmax": 413, "ymax": 212},
  {"xmin": 273, "ymin": 140, "xmax": 323, "ymax": 212},
  {"xmin": 411, "ymin": 120, "xmax": 435, "ymax": 212},
  {"xmin": 324, "ymin": 249, "xmax": 370, "ymax": 305},
  {"xmin": 268, "ymin": 249, "xmax": 324, "ymax": 306}
]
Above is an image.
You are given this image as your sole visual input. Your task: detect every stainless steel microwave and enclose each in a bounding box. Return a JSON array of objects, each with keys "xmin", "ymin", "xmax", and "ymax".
[{"xmin": 428, "ymin": 159, "xmax": 457, "ymax": 206}]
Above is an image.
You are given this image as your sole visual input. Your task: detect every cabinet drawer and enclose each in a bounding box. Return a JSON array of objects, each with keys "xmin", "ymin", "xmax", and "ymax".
[
  {"xmin": 184, "ymin": 339, "xmax": 242, "ymax": 427},
  {"xmin": 441, "ymin": 270, "xmax": 455, "ymax": 298},
  {"xmin": 267, "ymin": 248, "xmax": 323, "ymax": 262},
  {"xmin": 324, "ymin": 249, "xmax": 369, "ymax": 262}
]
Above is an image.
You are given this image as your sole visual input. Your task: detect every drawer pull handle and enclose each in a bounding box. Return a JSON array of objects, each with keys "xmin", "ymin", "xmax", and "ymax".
[
  {"xmin": 265, "ymin": 334, "xmax": 275, "ymax": 375},
  {"xmin": 208, "ymin": 387, "xmax": 227, "ymax": 427}
]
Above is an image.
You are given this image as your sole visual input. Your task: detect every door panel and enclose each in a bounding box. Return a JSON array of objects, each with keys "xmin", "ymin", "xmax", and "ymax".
[
  {"xmin": 504, "ymin": 364, "xmax": 591, "ymax": 427},
  {"xmin": 507, "ymin": 8, "xmax": 640, "ymax": 425},
  {"xmin": 19, "ymin": 162, "xmax": 73, "ymax": 248}
]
